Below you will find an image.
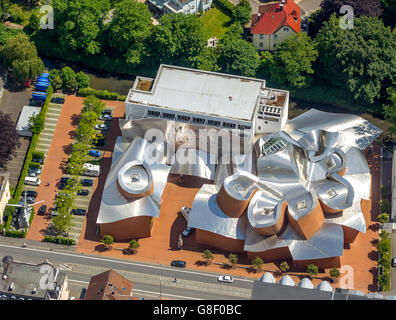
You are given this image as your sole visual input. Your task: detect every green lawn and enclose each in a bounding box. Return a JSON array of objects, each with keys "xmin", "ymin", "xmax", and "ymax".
[{"xmin": 199, "ymin": 7, "xmax": 232, "ymax": 40}]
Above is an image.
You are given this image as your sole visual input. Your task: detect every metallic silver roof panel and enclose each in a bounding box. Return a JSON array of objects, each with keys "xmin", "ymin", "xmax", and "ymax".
[
  {"xmin": 97, "ymin": 136, "xmax": 170, "ymax": 224},
  {"xmin": 324, "ymin": 199, "xmax": 366, "ymax": 233},
  {"xmin": 284, "ymin": 109, "xmax": 382, "ymax": 150},
  {"xmin": 187, "ymin": 184, "xmax": 247, "ymax": 240}
]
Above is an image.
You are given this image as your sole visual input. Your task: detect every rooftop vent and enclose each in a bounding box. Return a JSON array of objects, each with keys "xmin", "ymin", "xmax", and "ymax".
[
  {"xmin": 8, "ymin": 282, "xmax": 14, "ymax": 291},
  {"xmin": 2, "ymin": 275, "xmax": 7, "ymax": 280},
  {"xmin": 325, "ymin": 158, "xmax": 336, "ymax": 169},
  {"xmin": 296, "ymin": 200, "xmax": 307, "ymax": 210},
  {"xmin": 32, "ymin": 288, "xmax": 37, "ymax": 294},
  {"xmin": 327, "ymin": 188, "xmax": 337, "ymax": 199}
]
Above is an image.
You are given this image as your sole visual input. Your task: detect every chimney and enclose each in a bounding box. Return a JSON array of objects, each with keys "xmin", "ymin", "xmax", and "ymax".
[
  {"xmin": 257, "ymin": 13, "xmax": 261, "ymax": 20},
  {"xmin": 280, "ymin": 3, "xmax": 283, "ymax": 11}
]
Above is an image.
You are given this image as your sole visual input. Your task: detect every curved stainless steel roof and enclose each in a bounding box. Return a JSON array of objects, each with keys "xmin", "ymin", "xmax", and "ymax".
[
  {"xmin": 316, "ymin": 281, "xmax": 333, "ymax": 292},
  {"xmin": 97, "ymin": 136, "xmax": 170, "ymax": 224},
  {"xmin": 278, "ymin": 275, "xmax": 295, "ymax": 286},
  {"xmin": 247, "ymin": 190, "xmax": 285, "ymax": 230},
  {"xmin": 260, "ymin": 272, "xmax": 276, "ymax": 283},
  {"xmin": 117, "ymin": 160, "xmax": 153, "ymax": 196},
  {"xmin": 298, "ymin": 278, "xmax": 314, "ymax": 289},
  {"xmin": 222, "ymin": 171, "xmax": 259, "ymax": 201},
  {"xmin": 187, "ymin": 184, "xmax": 247, "ymax": 240}
]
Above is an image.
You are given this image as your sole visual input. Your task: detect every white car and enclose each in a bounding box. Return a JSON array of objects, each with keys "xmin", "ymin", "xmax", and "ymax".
[
  {"xmin": 182, "ymin": 227, "xmax": 192, "ymax": 237},
  {"xmin": 218, "ymin": 275, "xmax": 234, "ymax": 283},
  {"xmin": 94, "ymin": 123, "xmax": 109, "ymax": 131}
]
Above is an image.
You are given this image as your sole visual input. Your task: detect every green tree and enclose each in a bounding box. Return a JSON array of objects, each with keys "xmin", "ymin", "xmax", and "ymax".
[
  {"xmin": 0, "ymin": 0, "xmax": 10, "ymax": 22},
  {"xmin": 269, "ymin": 33, "xmax": 318, "ymax": 88},
  {"xmin": 25, "ymin": 11, "xmax": 40, "ymax": 34},
  {"xmin": 52, "ymin": 0, "xmax": 111, "ymax": 56},
  {"xmin": 202, "ymin": 249, "xmax": 214, "ymax": 265},
  {"xmin": 82, "ymin": 95, "xmax": 105, "ymax": 116},
  {"xmin": 0, "ymin": 33, "xmax": 44, "ymax": 82},
  {"xmin": 382, "ymin": 0, "xmax": 396, "ymax": 28},
  {"xmin": 217, "ymin": 24, "xmax": 260, "ymax": 77},
  {"xmin": 228, "ymin": 253, "xmax": 238, "ymax": 268},
  {"xmin": 378, "ymin": 213, "xmax": 390, "ymax": 224},
  {"xmin": 148, "ymin": 13, "xmax": 206, "ymax": 68},
  {"xmin": 315, "ymin": 14, "xmax": 396, "ymax": 105},
  {"xmin": 101, "ymin": 234, "xmax": 114, "ymax": 250},
  {"xmin": 106, "ymin": 0, "xmax": 153, "ymax": 67},
  {"xmin": 0, "ymin": 111, "xmax": 21, "ymax": 169},
  {"xmin": 52, "ymin": 212, "xmax": 74, "ymax": 235},
  {"xmin": 60, "ymin": 66, "xmax": 78, "ymax": 92},
  {"xmin": 251, "ymin": 257, "xmax": 264, "ymax": 272},
  {"xmin": 29, "ymin": 113, "xmax": 45, "ymax": 134},
  {"xmin": 196, "ymin": 47, "xmax": 221, "ymax": 72},
  {"xmin": 383, "ymin": 84, "xmax": 396, "ymax": 136},
  {"xmin": 49, "ymin": 69, "xmax": 63, "ymax": 90},
  {"xmin": 75, "ymin": 71, "xmax": 90, "ymax": 89},
  {"xmin": 279, "ymin": 261, "xmax": 290, "ymax": 273},
  {"xmin": 330, "ymin": 267, "xmax": 340, "ymax": 281},
  {"xmin": 232, "ymin": 2, "xmax": 251, "ymax": 26},
  {"xmin": 128, "ymin": 239, "xmax": 140, "ymax": 254},
  {"xmin": 306, "ymin": 264, "xmax": 319, "ymax": 277}
]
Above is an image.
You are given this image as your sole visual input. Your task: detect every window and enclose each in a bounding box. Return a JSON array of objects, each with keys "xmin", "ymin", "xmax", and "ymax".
[
  {"xmin": 283, "ymin": 27, "xmax": 288, "ymax": 31},
  {"xmin": 131, "ymin": 173, "xmax": 140, "ymax": 182},
  {"xmin": 259, "ymin": 42, "xmax": 263, "ymax": 48},
  {"xmin": 207, "ymin": 119, "xmax": 220, "ymax": 127},
  {"xmin": 263, "ymin": 117, "xmax": 279, "ymax": 122},
  {"xmin": 163, "ymin": 112, "xmax": 175, "ymax": 119},
  {"xmin": 147, "ymin": 110, "xmax": 160, "ymax": 117},
  {"xmin": 177, "ymin": 115, "xmax": 191, "ymax": 122},
  {"xmin": 192, "ymin": 117, "xmax": 205, "ymax": 124},
  {"xmin": 260, "ymin": 34, "xmax": 264, "ymax": 39},
  {"xmin": 238, "ymin": 124, "xmax": 251, "ymax": 130},
  {"xmin": 222, "ymin": 122, "xmax": 236, "ymax": 128},
  {"xmin": 325, "ymin": 158, "xmax": 336, "ymax": 169},
  {"xmin": 327, "ymin": 188, "xmax": 338, "ymax": 199},
  {"xmin": 296, "ymin": 200, "xmax": 307, "ymax": 210},
  {"xmin": 273, "ymin": 34, "xmax": 277, "ymax": 41}
]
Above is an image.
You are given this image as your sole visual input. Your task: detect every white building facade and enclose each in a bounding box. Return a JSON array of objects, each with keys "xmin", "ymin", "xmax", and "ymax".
[{"xmin": 125, "ymin": 64, "xmax": 289, "ymax": 138}]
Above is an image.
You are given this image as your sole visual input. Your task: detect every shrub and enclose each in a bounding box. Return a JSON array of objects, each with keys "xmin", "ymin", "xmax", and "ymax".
[
  {"xmin": 213, "ymin": 0, "xmax": 235, "ymax": 16},
  {"xmin": 5, "ymin": 229, "xmax": 25, "ymax": 238},
  {"xmin": 44, "ymin": 235, "xmax": 75, "ymax": 245},
  {"xmin": 203, "ymin": 249, "xmax": 214, "ymax": 265},
  {"xmin": 29, "ymin": 162, "xmax": 41, "ymax": 169},
  {"xmin": 61, "ymin": 66, "xmax": 78, "ymax": 92},
  {"xmin": 251, "ymin": 257, "xmax": 264, "ymax": 272},
  {"xmin": 279, "ymin": 261, "xmax": 290, "ymax": 273},
  {"xmin": 378, "ymin": 213, "xmax": 390, "ymax": 224},
  {"xmin": 78, "ymin": 87, "xmax": 125, "ymax": 101},
  {"xmin": 32, "ymin": 151, "xmax": 45, "ymax": 160},
  {"xmin": 306, "ymin": 264, "xmax": 319, "ymax": 276},
  {"xmin": 228, "ymin": 253, "xmax": 238, "ymax": 266},
  {"xmin": 76, "ymin": 71, "xmax": 90, "ymax": 89},
  {"xmin": 330, "ymin": 267, "xmax": 340, "ymax": 279}
]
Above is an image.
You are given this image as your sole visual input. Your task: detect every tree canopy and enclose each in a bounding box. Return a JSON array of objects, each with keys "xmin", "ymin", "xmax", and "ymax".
[
  {"xmin": 105, "ymin": 0, "xmax": 153, "ymax": 67},
  {"xmin": 0, "ymin": 33, "xmax": 44, "ymax": 82},
  {"xmin": 0, "ymin": 112, "xmax": 21, "ymax": 169},
  {"xmin": 268, "ymin": 33, "xmax": 318, "ymax": 88},
  {"xmin": 147, "ymin": 13, "xmax": 207, "ymax": 68},
  {"xmin": 314, "ymin": 14, "xmax": 396, "ymax": 105}
]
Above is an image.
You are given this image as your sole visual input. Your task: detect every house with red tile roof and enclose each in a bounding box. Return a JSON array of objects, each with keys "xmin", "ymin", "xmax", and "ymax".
[{"xmin": 250, "ymin": 0, "xmax": 301, "ymax": 51}]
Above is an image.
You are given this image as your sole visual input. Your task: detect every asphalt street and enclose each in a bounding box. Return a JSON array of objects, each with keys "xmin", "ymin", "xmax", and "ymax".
[{"xmin": 0, "ymin": 241, "xmax": 254, "ymax": 300}]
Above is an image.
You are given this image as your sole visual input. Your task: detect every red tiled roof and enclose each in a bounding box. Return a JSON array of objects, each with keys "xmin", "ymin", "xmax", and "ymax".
[
  {"xmin": 251, "ymin": 0, "xmax": 301, "ymax": 35},
  {"xmin": 85, "ymin": 269, "xmax": 137, "ymax": 300}
]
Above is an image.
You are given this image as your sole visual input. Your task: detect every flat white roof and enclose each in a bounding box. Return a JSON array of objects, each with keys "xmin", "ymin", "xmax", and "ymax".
[
  {"xmin": 128, "ymin": 65, "xmax": 266, "ymax": 122},
  {"xmin": 16, "ymin": 106, "xmax": 41, "ymax": 136}
]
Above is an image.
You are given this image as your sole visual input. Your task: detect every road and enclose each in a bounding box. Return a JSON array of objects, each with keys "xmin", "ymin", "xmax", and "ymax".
[{"xmin": 0, "ymin": 240, "xmax": 254, "ymax": 300}]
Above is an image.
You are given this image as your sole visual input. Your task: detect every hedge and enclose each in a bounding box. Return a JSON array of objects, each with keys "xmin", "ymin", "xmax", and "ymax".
[
  {"xmin": 78, "ymin": 87, "xmax": 126, "ymax": 101},
  {"xmin": 32, "ymin": 151, "xmax": 45, "ymax": 159},
  {"xmin": 44, "ymin": 235, "xmax": 75, "ymax": 245},
  {"xmin": 213, "ymin": 0, "xmax": 235, "ymax": 16},
  {"xmin": 29, "ymin": 162, "xmax": 41, "ymax": 169}
]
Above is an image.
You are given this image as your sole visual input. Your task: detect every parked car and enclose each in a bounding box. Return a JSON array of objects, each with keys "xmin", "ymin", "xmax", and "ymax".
[
  {"xmin": 392, "ymin": 257, "xmax": 396, "ymax": 267},
  {"xmin": 22, "ymin": 190, "xmax": 38, "ymax": 198},
  {"xmin": 21, "ymin": 196, "xmax": 36, "ymax": 204},
  {"xmin": 94, "ymin": 123, "xmax": 109, "ymax": 131},
  {"xmin": 94, "ymin": 139, "xmax": 105, "ymax": 147},
  {"xmin": 99, "ymin": 114, "xmax": 112, "ymax": 121},
  {"xmin": 89, "ymin": 150, "xmax": 101, "ymax": 157},
  {"xmin": 50, "ymin": 97, "xmax": 65, "ymax": 104},
  {"xmin": 102, "ymin": 109, "xmax": 112, "ymax": 115},
  {"xmin": 77, "ymin": 189, "xmax": 89, "ymax": 196},
  {"xmin": 170, "ymin": 260, "xmax": 186, "ymax": 268},
  {"xmin": 80, "ymin": 179, "xmax": 94, "ymax": 187},
  {"xmin": 27, "ymin": 171, "xmax": 38, "ymax": 178},
  {"xmin": 38, "ymin": 205, "xmax": 47, "ymax": 215},
  {"xmin": 60, "ymin": 177, "xmax": 70, "ymax": 184},
  {"xmin": 31, "ymin": 157, "xmax": 44, "ymax": 164},
  {"xmin": 28, "ymin": 167, "xmax": 41, "ymax": 175},
  {"xmin": 95, "ymin": 133, "xmax": 104, "ymax": 140},
  {"xmin": 218, "ymin": 275, "xmax": 234, "ymax": 283},
  {"xmin": 182, "ymin": 227, "xmax": 193, "ymax": 237},
  {"xmin": 71, "ymin": 208, "xmax": 87, "ymax": 216}
]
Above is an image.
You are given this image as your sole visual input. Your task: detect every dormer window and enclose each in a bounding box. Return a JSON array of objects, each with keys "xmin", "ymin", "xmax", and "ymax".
[
  {"xmin": 296, "ymin": 200, "xmax": 307, "ymax": 210},
  {"xmin": 327, "ymin": 188, "xmax": 338, "ymax": 199}
]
